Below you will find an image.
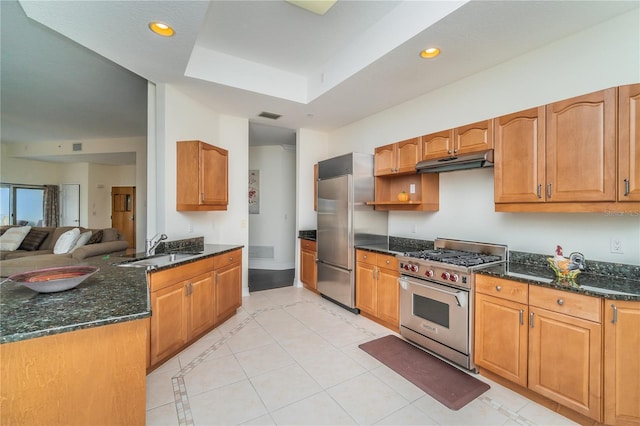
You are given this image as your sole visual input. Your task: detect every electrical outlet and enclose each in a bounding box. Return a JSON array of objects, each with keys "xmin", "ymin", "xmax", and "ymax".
[
  {"xmin": 409, "ymin": 183, "xmax": 416, "ymax": 194},
  {"xmin": 610, "ymin": 238, "xmax": 624, "ymax": 254},
  {"xmin": 187, "ymin": 223, "xmax": 193, "ymax": 233},
  {"xmin": 411, "ymin": 224, "xmax": 417, "ymax": 234}
]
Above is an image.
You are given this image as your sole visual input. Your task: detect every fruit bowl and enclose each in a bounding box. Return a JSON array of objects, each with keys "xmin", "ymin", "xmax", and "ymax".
[
  {"xmin": 7, "ymin": 266, "xmax": 100, "ymax": 293},
  {"xmin": 546, "ymin": 258, "xmax": 581, "ymax": 281}
]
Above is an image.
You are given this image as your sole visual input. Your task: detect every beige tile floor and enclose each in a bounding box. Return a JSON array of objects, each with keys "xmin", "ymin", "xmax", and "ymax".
[{"xmin": 146, "ymin": 286, "xmax": 578, "ymax": 426}]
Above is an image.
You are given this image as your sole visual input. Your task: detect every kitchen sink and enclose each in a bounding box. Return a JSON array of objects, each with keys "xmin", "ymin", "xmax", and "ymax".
[{"xmin": 116, "ymin": 253, "xmax": 201, "ymax": 268}]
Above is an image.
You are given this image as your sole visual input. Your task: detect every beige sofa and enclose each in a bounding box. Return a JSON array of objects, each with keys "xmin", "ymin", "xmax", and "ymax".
[{"xmin": 0, "ymin": 225, "xmax": 129, "ymax": 261}]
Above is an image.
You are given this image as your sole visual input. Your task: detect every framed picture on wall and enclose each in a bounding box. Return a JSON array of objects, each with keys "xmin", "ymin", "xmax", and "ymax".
[{"xmin": 249, "ymin": 170, "xmax": 259, "ymax": 214}]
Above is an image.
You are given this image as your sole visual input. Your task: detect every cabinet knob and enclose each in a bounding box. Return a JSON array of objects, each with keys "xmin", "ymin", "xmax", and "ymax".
[
  {"xmin": 557, "ymin": 298, "xmax": 564, "ymax": 306},
  {"xmin": 386, "ymin": 259, "xmax": 390, "ymax": 264},
  {"xmin": 495, "ymin": 285, "xmax": 502, "ymax": 292},
  {"xmin": 363, "ymin": 255, "xmax": 367, "ymax": 259}
]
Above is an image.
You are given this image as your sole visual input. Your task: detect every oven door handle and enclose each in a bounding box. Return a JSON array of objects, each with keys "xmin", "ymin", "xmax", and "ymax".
[{"xmin": 398, "ymin": 277, "xmax": 467, "ymax": 308}]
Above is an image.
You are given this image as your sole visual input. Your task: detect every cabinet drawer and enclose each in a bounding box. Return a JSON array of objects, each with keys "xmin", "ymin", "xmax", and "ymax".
[
  {"xmin": 213, "ymin": 249, "xmax": 242, "ymax": 269},
  {"xmin": 476, "ymin": 275, "xmax": 528, "ymax": 304},
  {"xmin": 377, "ymin": 254, "xmax": 398, "ymax": 270},
  {"xmin": 149, "ymin": 257, "xmax": 214, "ymax": 292},
  {"xmin": 529, "ymin": 285, "xmax": 601, "ymax": 323},
  {"xmin": 300, "ymin": 239, "xmax": 316, "ymax": 252},
  {"xmin": 356, "ymin": 250, "xmax": 377, "ymax": 266}
]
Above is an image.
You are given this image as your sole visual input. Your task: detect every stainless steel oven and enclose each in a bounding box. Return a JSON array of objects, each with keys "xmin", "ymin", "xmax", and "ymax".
[{"xmin": 398, "ymin": 239, "xmax": 507, "ymax": 372}]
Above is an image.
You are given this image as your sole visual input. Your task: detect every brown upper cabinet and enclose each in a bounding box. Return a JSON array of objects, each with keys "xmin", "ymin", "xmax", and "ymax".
[
  {"xmin": 495, "ymin": 87, "xmax": 628, "ymax": 212},
  {"xmin": 618, "ymin": 83, "xmax": 640, "ymax": 202},
  {"xmin": 546, "ymin": 88, "xmax": 616, "ymax": 202},
  {"xmin": 422, "ymin": 119, "xmax": 493, "ymax": 161},
  {"xmin": 374, "ymin": 137, "xmax": 421, "ymax": 176},
  {"xmin": 177, "ymin": 140, "xmax": 228, "ymax": 211},
  {"xmin": 494, "ymin": 107, "xmax": 546, "ymax": 203}
]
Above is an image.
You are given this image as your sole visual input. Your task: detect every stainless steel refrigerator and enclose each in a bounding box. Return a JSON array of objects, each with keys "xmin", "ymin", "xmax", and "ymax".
[{"xmin": 317, "ymin": 153, "xmax": 388, "ymax": 312}]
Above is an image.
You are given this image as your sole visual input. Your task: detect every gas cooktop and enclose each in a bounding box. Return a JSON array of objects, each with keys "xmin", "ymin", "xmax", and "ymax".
[{"xmin": 402, "ymin": 249, "xmax": 503, "ymax": 267}]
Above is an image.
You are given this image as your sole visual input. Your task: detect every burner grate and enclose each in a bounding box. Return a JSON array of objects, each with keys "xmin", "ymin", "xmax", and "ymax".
[{"xmin": 402, "ymin": 249, "xmax": 502, "ymax": 266}]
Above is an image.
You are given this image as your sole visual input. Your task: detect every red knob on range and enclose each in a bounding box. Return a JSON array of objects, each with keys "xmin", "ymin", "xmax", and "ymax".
[
  {"xmin": 450, "ymin": 274, "xmax": 458, "ymax": 282},
  {"xmin": 411, "ymin": 264, "xmax": 419, "ymax": 272},
  {"xmin": 403, "ymin": 264, "xmax": 410, "ymax": 271},
  {"xmin": 441, "ymin": 272, "xmax": 450, "ymax": 280},
  {"xmin": 425, "ymin": 270, "xmax": 434, "ymax": 278}
]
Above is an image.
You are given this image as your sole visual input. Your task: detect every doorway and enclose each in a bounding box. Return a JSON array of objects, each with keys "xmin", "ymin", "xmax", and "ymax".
[
  {"xmin": 111, "ymin": 186, "xmax": 136, "ymax": 249},
  {"xmin": 248, "ymin": 124, "xmax": 296, "ymax": 292},
  {"xmin": 60, "ymin": 184, "xmax": 80, "ymax": 227}
]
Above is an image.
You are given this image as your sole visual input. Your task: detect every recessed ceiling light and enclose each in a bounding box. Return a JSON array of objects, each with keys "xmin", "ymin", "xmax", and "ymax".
[
  {"xmin": 149, "ymin": 21, "xmax": 175, "ymax": 37},
  {"xmin": 420, "ymin": 47, "xmax": 441, "ymax": 59}
]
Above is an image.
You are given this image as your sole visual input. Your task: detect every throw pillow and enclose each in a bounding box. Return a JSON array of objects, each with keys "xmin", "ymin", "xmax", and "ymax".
[
  {"xmin": 53, "ymin": 228, "xmax": 81, "ymax": 254},
  {"xmin": 71, "ymin": 231, "xmax": 92, "ymax": 251},
  {"xmin": 87, "ymin": 230, "xmax": 103, "ymax": 244},
  {"xmin": 18, "ymin": 229, "xmax": 50, "ymax": 251},
  {"xmin": 0, "ymin": 226, "xmax": 32, "ymax": 251}
]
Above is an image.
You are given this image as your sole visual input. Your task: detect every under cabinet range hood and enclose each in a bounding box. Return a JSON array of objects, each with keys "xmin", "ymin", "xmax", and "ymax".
[{"xmin": 416, "ymin": 149, "xmax": 494, "ymax": 173}]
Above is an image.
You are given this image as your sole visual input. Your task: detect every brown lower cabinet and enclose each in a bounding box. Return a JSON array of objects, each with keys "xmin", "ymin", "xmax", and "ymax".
[
  {"xmin": 604, "ymin": 300, "xmax": 640, "ymax": 425},
  {"xmin": 300, "ymin": 239, "xmax": 317, "ymax": 292},
  {"xmin": 355, "ymin": 249, "xmax": 399, "ymax": 330},
  {"xmin": 477, "ymin": 276, "xmax": 640, "ymax": 425},
  {"xmin": 1, "ymin": 319, "xmax": 147, "ymax": 425},
  {"xmin": 148, "ymin": 250, "xmax": 242, "ymax": 370}
]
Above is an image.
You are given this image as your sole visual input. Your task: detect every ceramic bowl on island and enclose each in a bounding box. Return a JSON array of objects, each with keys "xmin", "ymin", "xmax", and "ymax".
[{"xmin": 7, "ymin": 266, "xmax": 100, "ymax": 293}]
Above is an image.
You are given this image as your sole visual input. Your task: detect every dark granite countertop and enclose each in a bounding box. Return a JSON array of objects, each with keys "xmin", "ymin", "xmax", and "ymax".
[
  {"xmin": 478, "ymin": 261, "xmax": 640, "ymax": 301},
  {"xmin": 298, "ymin": 230, "xmax": 316, "ymax": 241},
  {"xmin": 355, "ymin": 239, "xmax": 640, "ymax": 302},
  {"xmin": 0, "ymin": 244, "xmax": 243, "ymax": 344}
]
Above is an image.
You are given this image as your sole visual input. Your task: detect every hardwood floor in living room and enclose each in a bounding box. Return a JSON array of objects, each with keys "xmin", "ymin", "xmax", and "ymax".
[{"xmin": 248, "ymin": 268, "xmax": 295, "ymax": 292}]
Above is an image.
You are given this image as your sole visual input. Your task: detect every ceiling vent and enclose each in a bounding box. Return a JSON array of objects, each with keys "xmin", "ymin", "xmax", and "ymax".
[
  {"xmin": 258, "ymin": 111, "xmax": 282, "ymax": 120},
  {"xmin": 72, "ymin": 143, "xmax": 83, "ymax": 151}
]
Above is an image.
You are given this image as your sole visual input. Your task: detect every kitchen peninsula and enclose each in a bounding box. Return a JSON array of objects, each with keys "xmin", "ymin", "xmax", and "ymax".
[{"xmin": 0, "ymin": 244, "xmax": 243, "ymax": 426}]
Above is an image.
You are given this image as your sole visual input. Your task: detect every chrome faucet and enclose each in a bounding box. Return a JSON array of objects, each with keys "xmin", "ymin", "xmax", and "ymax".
[{"xmin": 146, "ymin": 233, "xmax": 168, "ymax": 256}]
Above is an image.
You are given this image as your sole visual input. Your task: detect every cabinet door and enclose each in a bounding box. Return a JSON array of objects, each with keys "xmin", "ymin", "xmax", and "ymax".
[
  {"xmin": 200, "ymin": 144, "xmax": 228, "ymax": 205},
  {"xmin": 188, "ymin": 272, "xmax": 215, "ymax": 338},
  {"xmin": 355, "ymin": 262, "xmax": 377, "ymax": 316},
  {"xmin": 618, "ymin": 83, "xmax": 640, "ymax": 201},
  {"xmin": 421, "ymin": 129, "xmax": 453, "ymax": 160},
  {"xmin": 474, "ymin": 293, "xmax": 528, "ymax": 387},
  {"xmin": 374, "ymin": 143, "xmax": 396, "ymax": 176},
  {"xmin": 215, "ymin": 262, "xmax": 242, "ymax": 324},
  {"xmin": 494, "ymin": 107, "xmax": 546, "ymax": 203},
  {"xmin": 150, "ymin": 281, "xmax": 188, "ymax": 366},
  {"xmin": 454, "ymin": 119, "xmax": 494, "ymax": 155},
  {"xmin": 300, "ymin": 241, "xmax": 317, "ymax": 291},
  {"xmin": 396, "ymin": 138, "xmax": 421, "ymax": 174},
  {"xmin": 528, "ymin": 307, "xmax": 602, "ymax": 421},
  {"xmin": 604, "ymin": 300, "xmax": 640, "ymax": 425},
  {"xmin": 546, "ymin": 88, "xmax": 616, "ymax": 202},
  {"xmin": 376, "ymin": 267, "xmax": 399, "ymax": 328}
]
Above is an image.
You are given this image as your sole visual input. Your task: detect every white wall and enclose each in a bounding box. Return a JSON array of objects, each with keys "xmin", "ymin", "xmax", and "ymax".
[
  {"xmin": 156, "ymin": 84, "xmax": 250, "ymax": 294},
  {"xmin": 1, "ymin": 144, "xmax": 61, "ymax": 183},
  {"xmin": 88, "ymin": 164, "xmax": 136, "ymax": 229},
  {"xmin": 294, "ymin": 129, "xmax": 330, "ymax": 286},
  {"xmin": 2, "ymin": 136, "xmax": 147, "ymax": 247},
  {"xmin": 248, "ymin": 145, "xmax": 296, "ymax": 270},
  {"xmin": 325, "ymin": 9, "xmax": 640, "ymax": 265}
]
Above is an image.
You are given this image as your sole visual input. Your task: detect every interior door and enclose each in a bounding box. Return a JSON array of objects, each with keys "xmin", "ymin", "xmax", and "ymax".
[
  {"xmin": 60, "ymin": 184, "xmax": 80, "ymax": 227},
  {"xmin": 111, "ymin": 186, "xmax": 136, "ymax": 249}
]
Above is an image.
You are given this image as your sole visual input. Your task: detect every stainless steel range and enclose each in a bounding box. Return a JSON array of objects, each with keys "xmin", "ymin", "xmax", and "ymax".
[{"xmin": 398, "ymin": 238, "xmax": 508, "ymax": 372}]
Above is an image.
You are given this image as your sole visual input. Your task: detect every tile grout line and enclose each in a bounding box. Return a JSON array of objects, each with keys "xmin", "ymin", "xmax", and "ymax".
[
  {"xmin": 169, "ymin": 299, "xmax": 322, "ymax": 425},
  {"xmin": 478, "ymin": 395, "xmax": 537, "ymax": 425}
]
